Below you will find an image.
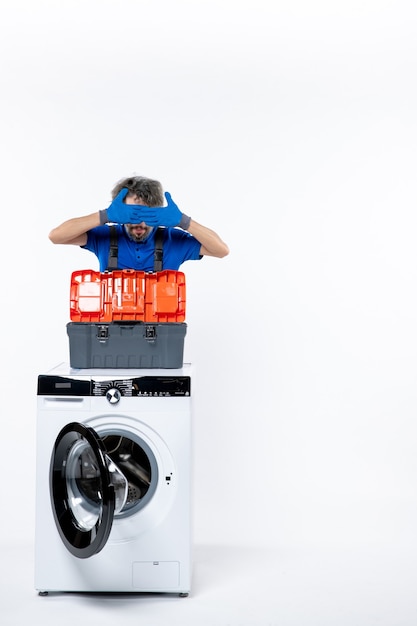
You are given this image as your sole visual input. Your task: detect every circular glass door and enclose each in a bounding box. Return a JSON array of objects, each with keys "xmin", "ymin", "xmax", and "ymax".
[{"xmin": 50, "ymin": 422, "xmax": 117, "ymax": 558}]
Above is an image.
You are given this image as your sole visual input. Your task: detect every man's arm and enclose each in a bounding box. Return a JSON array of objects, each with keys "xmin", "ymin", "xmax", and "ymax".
[
  {"xmin": 187, "ymin": 220, "xmax": 229, "ymax": 258},
  {"xmin": 48, "ymin": 212, "xmax": 100, "ymax": 246},
  {"xmin": 49, "ymin": 189, "xmax": 147, "ymax": 246},
  {"xmin": 130, "ymin": 192, "xmax": 229, "ymax": 258}
]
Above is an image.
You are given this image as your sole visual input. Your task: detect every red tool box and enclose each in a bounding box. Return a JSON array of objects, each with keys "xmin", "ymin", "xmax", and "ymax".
[
  {"xmin": 67, "ymin": 269, "xmax": 187, "ymax": 369},
  {"xmin": 69, "ymin": 269, "xmax": 186, "ymax": 323}
]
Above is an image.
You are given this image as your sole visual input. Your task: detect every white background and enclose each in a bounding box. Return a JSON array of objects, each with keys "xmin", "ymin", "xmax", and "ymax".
[{"xmin": 1, "ymin": 0, "xmax": 417, "ymax": 622}]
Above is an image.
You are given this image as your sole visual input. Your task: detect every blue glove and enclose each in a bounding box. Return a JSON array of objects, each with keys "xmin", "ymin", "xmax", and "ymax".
[
  {"xmin": 100, "ymin": 188, "xmax": 149, "ymax": 224},
  {"xmin": 133, "ymin": 192, "xmax": 191, "ymax": 229}
]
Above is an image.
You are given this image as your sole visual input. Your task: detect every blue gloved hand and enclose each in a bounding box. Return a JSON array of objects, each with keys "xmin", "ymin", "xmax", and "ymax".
[
  {"xmin": 133, "ymin": 192, "xmax": 191, "ymax": 229},
  {"xmin": 100, "ymin": 188, "xmax": 149, "ymax": 224}
]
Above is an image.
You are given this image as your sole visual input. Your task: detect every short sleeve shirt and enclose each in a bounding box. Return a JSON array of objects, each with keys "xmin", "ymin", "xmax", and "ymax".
[{"xmin": 82, "ymin": 224, "xmax": 202, "ymax": 272}]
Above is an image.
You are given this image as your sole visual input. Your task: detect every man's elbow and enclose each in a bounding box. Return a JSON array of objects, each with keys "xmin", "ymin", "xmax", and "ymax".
[
  {"xmin": 48, "ymin": 229, "xmax": 61, "ymax": 244},
  {"xmin": 218, "ymin": 243, "xmax": 230, "ymax": 258}
]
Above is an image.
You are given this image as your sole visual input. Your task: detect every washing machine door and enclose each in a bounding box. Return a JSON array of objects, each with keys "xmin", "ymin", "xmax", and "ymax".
[{"xmin": 50, "ymin": 422, "xmax": 117, "ymax": 559}]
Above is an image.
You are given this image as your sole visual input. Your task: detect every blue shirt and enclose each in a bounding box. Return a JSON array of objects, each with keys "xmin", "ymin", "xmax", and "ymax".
[{"xmin": 82, "ymin": 225, "xmax": 203, "ymax": 272}]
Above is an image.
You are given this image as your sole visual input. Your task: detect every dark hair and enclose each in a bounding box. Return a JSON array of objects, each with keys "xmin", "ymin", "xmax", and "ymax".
[{"xmin": 111, "ymin": 176, "xmax": 164, "ymax": 207}]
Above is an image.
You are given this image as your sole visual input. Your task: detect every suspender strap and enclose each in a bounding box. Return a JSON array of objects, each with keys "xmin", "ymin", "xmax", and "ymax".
[
  {"xmin": 153, "ymin": 227, "xmax": 164, "ymax": 271},
  {"xmin": 106, "ymin": 225, "xmax": 164, "ymax": 271},
  {"xmin": 107, "ymin": 224, "xmax": 119, "ymax": 270}
]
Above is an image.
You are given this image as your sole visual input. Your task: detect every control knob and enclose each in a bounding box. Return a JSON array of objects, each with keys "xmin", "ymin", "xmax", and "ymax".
[{"xmin": 106, "ymin": 386, "xmax": 122, "ymax": 404}]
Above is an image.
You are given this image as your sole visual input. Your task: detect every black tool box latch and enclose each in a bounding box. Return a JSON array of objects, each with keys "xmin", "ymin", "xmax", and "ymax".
[
  {"xmin": 145, "ymin": 326, "xmax": 157, "ymax": 342},
  {"xmin": 97, "ymin": 325, "xmax": 109, "ymax": 343}
]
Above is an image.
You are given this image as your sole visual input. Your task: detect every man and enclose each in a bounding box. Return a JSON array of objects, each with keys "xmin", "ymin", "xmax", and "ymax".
[{"xmin": 49, "ymin": 175, "xmax": 229, "ymax": 271}]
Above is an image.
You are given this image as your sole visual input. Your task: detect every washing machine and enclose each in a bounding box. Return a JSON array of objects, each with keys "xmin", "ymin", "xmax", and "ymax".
[{"xmin": 34, "ymin": 362, "xmax": 193, "ymax": 596}]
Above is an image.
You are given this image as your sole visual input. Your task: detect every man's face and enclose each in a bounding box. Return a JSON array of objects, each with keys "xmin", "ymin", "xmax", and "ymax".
[{"xmin": 125, "ymin": 193, "xmax": 153, "ymax": 242}]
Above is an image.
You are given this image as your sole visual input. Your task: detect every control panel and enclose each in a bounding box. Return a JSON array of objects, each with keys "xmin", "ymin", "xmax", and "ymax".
[{"xmin": 38, "ymin": 375, "xmax": 191, "ymax": 397}]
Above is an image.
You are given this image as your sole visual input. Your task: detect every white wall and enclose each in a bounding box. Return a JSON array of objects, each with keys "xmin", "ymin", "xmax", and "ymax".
[{"xmin": 1, "ymin": 0, "xmax": 416, "ymax": 552}]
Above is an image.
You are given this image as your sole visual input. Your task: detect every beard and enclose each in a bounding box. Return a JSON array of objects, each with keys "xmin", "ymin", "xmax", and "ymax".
[{"xmin": 125, "ymin": 224, "xmax": 153, "ymax": 242}]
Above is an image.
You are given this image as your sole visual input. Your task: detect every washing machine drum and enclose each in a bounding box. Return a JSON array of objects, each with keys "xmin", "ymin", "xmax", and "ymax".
[{"xmin": 50, "ymin": 422, "xmax": 130, "ymax": 559}]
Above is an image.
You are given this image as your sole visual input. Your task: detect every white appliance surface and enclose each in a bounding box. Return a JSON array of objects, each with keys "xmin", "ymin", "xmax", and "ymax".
[{"xmin": 35, "ymin": 362, "xmax": 193, "ymax": 595}]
